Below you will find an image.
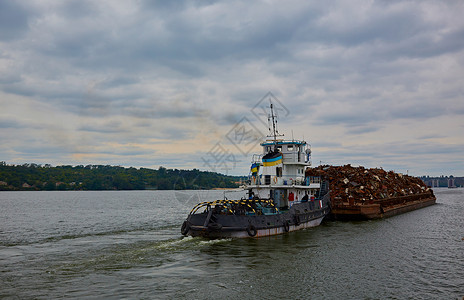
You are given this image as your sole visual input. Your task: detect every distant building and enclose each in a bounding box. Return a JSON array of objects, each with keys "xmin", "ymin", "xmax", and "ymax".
[
  {"xmin": 448, "ymin": 178, "xmax": 456, "ymax": 188},
  {"xmin": 426, "ymin": 179, "xmax": 440, "ymax": 188}
]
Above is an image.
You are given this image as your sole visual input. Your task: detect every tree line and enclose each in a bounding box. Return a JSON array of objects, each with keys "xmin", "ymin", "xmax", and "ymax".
[{"xmin": 0, "ymin": 162, "xmax": 243, "ymax": 191}]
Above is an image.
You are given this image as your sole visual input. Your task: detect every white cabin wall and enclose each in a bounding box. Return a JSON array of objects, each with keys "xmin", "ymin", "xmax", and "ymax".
[{"xmin": 262, "ymin": 164, "xmax": 281, "ymax": 176}]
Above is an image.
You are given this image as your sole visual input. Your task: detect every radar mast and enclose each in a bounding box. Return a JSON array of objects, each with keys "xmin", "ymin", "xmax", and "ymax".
[{"xmin": 267, "ymin": 102, "xmax": 283, "ymax": 151}]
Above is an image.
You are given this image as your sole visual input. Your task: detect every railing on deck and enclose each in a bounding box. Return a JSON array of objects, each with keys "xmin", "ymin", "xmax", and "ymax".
[{"xmin": 249, "ymin": 175, "xmax": 322, "ymax": 187}]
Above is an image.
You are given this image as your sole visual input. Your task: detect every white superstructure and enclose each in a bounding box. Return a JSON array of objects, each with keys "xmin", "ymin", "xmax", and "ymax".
[{"xmin": 246, "ymin": 105, "xmax": 322, "ymax": 209}]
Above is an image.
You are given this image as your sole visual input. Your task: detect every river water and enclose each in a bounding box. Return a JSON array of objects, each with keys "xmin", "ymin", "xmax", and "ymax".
[{"xmin": 0, "ymin": 188, "xmax": 463, "ymax": 299}]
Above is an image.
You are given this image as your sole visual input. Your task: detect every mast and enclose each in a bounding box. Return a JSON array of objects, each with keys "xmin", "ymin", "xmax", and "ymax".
[
  {"xmin": 267, "ymin": 102, "xmax": 283, "ymax": 152},
  {"xmin": 267, "ymin": 99, "xmax": 283, "ymax": 152},
  {"xmin": 270, "ymin": 103, "xmax": 277, "ymax": 151}
]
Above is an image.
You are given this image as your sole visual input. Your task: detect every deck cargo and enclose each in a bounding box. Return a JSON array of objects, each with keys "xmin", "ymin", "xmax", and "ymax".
[{"xmin": 305, "ymin": 165, "xmax": 436, "ymax": 220}]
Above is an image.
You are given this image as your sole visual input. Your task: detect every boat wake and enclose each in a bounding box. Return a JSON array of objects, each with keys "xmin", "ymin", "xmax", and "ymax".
[
  {"xmin": 155, "ymin": 236, "xmax": 232, "ymax": 251},
  {"xmin": 1, "ymin": 223, "xmax": 181, "ymax": 247}
]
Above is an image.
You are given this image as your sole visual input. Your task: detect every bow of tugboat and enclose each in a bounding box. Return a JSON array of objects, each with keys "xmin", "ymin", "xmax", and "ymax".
[{"xmin": 181, "ymin": 193, "xmax": 330, "ymax": 238}]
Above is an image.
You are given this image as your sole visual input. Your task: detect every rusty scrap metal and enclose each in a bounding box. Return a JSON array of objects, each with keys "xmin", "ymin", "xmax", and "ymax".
[{"xmin": 306, "ymin": 164, "xmax": 432, "ymax": 206}]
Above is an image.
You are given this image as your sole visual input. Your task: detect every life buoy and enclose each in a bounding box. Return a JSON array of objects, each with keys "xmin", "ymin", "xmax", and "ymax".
[
  {"xmin": 246, "ymin": 224, "xmax": 257, "ymax": 237},
  {"xmin": 283, "ymin": 220, "xmax": 290, "ymax": 232},
  {"xmin": 273, "ymin": 176, "xmax": 278, "ymax": 184},
  {"xmin": 181, "ymin": 221, "xmax": 190, "ymax": 236}
]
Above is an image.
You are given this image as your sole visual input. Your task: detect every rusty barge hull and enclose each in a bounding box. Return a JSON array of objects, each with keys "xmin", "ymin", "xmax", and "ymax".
[{"xmin": 330, "ymin": 192, "xmax": 436, "ymax": 220}]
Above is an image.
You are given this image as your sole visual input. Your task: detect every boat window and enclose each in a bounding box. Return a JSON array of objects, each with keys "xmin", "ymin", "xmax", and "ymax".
[
  {"xmin": 276, "ymin": 167, "xmax": 282, "ymax": 177},
  {"xmin": 287, "ymin": 145, "xmax": 293, "ymax": 151},
  {"xmin": 277, "ymin": 146, "xmax": 282, "ymax": 151}
]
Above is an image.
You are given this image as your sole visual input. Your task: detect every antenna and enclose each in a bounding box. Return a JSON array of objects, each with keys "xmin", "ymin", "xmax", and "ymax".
[
  {"xmin": 266, "ymin": 98, "xmax": 284, "ymax": 151},
  {"xmin": 270, "ymin": 103, "xmax": 277, "ymax": 150}
]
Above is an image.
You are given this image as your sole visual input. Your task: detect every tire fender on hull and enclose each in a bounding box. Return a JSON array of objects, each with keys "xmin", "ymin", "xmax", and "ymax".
[
  {"xmin": 283, "ymin": 220, "xmax": 290, "ymax": 232},
  {"xmin": 181, "ymin": 221, "xmax": 190, "ymax": 236},
  {"xmin": 294, "ymin": 214, "xmax": 301, "ymax": 226},
  {"xmin": 246, "ymin": 224, "xmax": 257, "ymax": 237}
]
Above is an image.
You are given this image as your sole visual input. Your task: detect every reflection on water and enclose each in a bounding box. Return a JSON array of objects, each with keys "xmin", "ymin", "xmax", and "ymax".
[{"xmin": 0, "ymin": 189, "xmax": 463, "ymax": 299}]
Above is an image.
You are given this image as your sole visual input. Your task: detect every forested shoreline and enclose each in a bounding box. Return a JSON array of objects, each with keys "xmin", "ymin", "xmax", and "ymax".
[{"xmin": 0, "ymin": 162, "xmax": 242, "ymax": 191}]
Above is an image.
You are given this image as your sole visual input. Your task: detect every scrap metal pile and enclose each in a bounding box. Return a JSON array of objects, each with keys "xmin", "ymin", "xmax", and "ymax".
[{"xmin": 306, "ymin": 164, "xmax": 432, "ymax": 205}]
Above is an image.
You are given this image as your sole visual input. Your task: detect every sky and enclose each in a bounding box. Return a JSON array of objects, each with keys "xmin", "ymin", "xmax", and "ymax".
[{"xmin": 1, "ymin": 0, "xmax": 463, "ymax": 176}]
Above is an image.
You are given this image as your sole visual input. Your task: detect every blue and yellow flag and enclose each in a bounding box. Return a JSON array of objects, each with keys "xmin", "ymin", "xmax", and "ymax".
[
  {"xmin": 251, "ymin": 163, "xmax": 259, "ymax": 174},
  {"xmin": 262, "ymin": 154, "xmax": 282, "ymax": 167}
]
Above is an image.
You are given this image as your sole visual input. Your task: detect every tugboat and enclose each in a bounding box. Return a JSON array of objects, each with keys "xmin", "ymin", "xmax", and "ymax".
[{"xmin": 181, "ymin": 103, "xmax": 330, "ymax": 238}]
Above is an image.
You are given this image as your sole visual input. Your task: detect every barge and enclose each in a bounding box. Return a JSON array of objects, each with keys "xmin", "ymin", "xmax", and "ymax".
[{"xmin": 306, "ymin": 165, "xmax": 436, "ymax": 220}]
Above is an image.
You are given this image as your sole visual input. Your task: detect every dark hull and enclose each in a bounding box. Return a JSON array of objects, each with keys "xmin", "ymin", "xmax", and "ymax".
[
  {"xmin": 330, "ymin": 192, "xmax": 436, "ymax": 220},
  {"xmin": 182, "ymin": 194, "xmax": 330, "ymax": 238}
]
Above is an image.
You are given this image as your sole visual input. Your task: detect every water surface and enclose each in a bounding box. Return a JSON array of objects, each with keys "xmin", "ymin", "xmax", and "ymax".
[{"xmin": 1, "ymin": 189, "xmax": 463, "ymax": 299}]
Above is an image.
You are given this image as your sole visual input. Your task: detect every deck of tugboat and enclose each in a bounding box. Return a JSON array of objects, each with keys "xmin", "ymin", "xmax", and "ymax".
[
  {"xmin": 188, "ymin": 199, "xmax": 280, "ymax": 216},
  {"xmin": 183, "ymin": 195, "xmax": 331, "ymax": 238}
]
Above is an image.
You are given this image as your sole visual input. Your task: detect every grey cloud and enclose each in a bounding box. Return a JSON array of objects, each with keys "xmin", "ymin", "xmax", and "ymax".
[
  {"xmin": 3, "ymin": 82, "xmax": 81, "ymax": 101},
  {"xmin": 13, "ymin": 144, "xmax": 67, "ymax": 155},
  {"xmin": 1, "ymin": 0, "xmax": 463, "ymax": 175},
  {"xmin": 0, "ymin": 118, "xmax": 49, "ymax": 131},
  {"xmin": 376, "ymin": 28, "xmax": 464, "ymax": 60},
  {"xmin": 349, "ymin": 140, "xmax": 463, "ymax": 158},
  {"xmin": 304, "ymin": 5, "xmax": 415, "ymax": 46},
  {"xmin": 98, "ymin": 76, "xmax": 140, "ymax": 89},
  {"xmin": 313, "ymin": 142, "xmax": 343, "ymax": 148},
  {"xmin": 58, "ymin": 0, "xmax": 100, "ymax": 20},
  {"xmin": 389, "ymin": 101, "xmax": 447, "ymax": 120},
  {"xmin": 0, "ymin": 72, "xmax": 21, "ymax": 85},
  {"xmin": 88, "ymin": 147, "xmax": 155, "ymax": 157},
  {"xmin": 0, "ymin": 118, "xmax": 26, "ymax": 129},
  {"xmin": 386, "ymin": 141, "xmax": 463, "ymax": 156},
  {"xmin": 0, "ymin": 1, "xmax": 30, "ymax": 41},
  {"xmin": 158, "ymin": 127, "xmax": 191, "ymax": 140},
  {"xmin": 345, "ymin": 125, "xmax": 382, "ymax": 135},
  {"xmin": 123, "ymin": 102, "xmax": 196, "ymax": 119},
  {"xmin": 315, "ymin": 140, "xmax": 464, "ymax": 175},
  {"xmin": 7, "ymin": 1, "xmax": 464, "ymax": 73},
  {"xmin": 78, "ymin": 121, "xmax": 126, "ymax": 134},
  {"xmin": 14, "ymin": 2, "xmax": 311, "ymax": 72},
  {"xmin": 417, "ymin": 134, "xmax": 446, "ymax": 140},
  {"xmin": 77, "ymin": 117, "xmax": 192, "ymax": 141}
]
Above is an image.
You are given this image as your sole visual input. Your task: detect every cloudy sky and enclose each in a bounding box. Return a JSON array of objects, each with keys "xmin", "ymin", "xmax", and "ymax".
[{"xmin": 1, "ymin": 0, "xmax": 463, "ymax": 176}]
